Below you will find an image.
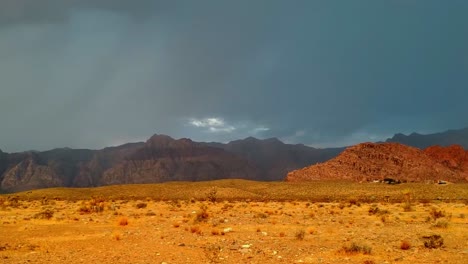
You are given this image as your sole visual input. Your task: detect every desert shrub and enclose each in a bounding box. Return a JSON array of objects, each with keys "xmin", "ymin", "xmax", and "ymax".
[
  {"xmin": 295, "ymin": 229, "xmax": 306, "ymax": 240},
  {"xmin": 255, "ymin": 212, "xmax": 268, "ymax": 219},
  {"xmin": 380, "ymin": 215, "xmax": 387, "ymax": 223},
  {"xmin": 348, "ymin": 197, "xmax": 360, "ymax": 206},
  {"xmin": 117, "ymin": 217, "xmax": 128, "ymax": 226},
  {"xmin": 135, "ymin": 202, "xmax": 147, "ymax": 209},
  {"xmin": 33, "ymin": 209, "xmax": 54, "ymax": 220},
  {"xmin": 112, "ymin": 231, "xmax": 122, "ymax": 241},
  {"xmin": 190, "ymin": 226, "xmax": 202, "ymax": 234},
  {"xmin": 400, "ymin": 240, "xmax": 411, "ymax": 250},
  {"xmin": 194, "ymin": 204, "xmax": 209, "ymax": 223},
  {"xmin": 368, "ymin": 205, "xmax": 379, "ymax": 215},
  {"xmin": 422, "ymin": 234, "xmax": 444, "ymax": 249},
  {"xmin": 207, "ymin": 187, "xmax": 218, "ymax": 203},
  {"xmin": 368, "ymin": 205, "xmax": 389, "ymax": 215},
  {"xmin": 429, "ymin": 207, "xmax": 445, "ymax": 221},
  {"xmin": 78, "ymin": 197, "xmax": 105, "ymax": 214},
  {"xmin": 1, "ymin": 196, "xmax": 21, "ymax": 209},
  {"xmin": 341, "ymin": 242, "xmax": 372, "ymax": 255},
  {"xmin": 145, "ymin": 210, "xmax": 156, "ymax": 216},
  {"xmin": 203, "ymin": 243, "xmax": 221, "ymax": 263}
]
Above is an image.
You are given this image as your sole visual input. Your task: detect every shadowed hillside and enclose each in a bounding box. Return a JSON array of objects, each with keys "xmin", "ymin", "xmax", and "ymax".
[{"xmin": 386, "ymin": 127, "xmax": 468, "ymax": 149}]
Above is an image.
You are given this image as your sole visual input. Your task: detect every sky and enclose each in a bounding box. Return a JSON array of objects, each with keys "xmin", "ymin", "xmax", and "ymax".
[{"xmin": 0, "ymin": 0, "xmax": 467, "ymax": 152}]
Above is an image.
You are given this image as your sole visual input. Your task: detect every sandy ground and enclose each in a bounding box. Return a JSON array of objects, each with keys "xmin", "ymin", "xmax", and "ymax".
[{"xmin": 0, "ymin": 199, "xmax": 467, "ymax": 264}]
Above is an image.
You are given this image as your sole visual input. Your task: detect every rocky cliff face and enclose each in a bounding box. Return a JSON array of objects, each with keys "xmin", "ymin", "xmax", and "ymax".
[
  {"xmin": 286, "ymin": 143, "xmax": 468, "ymax": 183},
  {"xmin": 1, "ymin": 152, "xmax": 65, "ymax": 192}
]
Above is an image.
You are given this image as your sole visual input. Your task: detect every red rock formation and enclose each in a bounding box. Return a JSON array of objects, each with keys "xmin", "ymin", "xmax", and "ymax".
[
  {"xmin": 286, "ymin": 143, "xmax": 468, "ymax": 183},
  {"xmin": 424, "ymin": 145, "xmax": 468, "ymax": 172}
]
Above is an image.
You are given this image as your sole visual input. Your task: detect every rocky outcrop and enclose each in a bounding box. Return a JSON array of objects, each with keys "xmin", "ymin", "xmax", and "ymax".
[
  {"xmin": 1, "ymin": 152, "xmax": 65, "ymax": 192},
  {"xmin": 286, "ymin": 143, "xmax": 468, "ymax": 183},
  {"xmin": 424, "ymin": 145, "xmax": 468, "ymax": 172}
]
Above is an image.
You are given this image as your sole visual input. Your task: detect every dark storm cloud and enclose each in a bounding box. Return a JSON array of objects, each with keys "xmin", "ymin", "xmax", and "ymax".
[{"xmin": 0, "ymin": 0, "xmax": 467, "ymax": 152}]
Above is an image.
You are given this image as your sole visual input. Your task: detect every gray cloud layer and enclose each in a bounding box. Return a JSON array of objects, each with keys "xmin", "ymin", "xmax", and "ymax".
[{"xmin": 1, "ymin": 0, "xmax": 467, "ymax": 152}]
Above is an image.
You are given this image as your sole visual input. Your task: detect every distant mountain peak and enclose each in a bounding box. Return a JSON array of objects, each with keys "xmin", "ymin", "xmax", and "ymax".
[
  {"xmin": 386, "ymin": 126, "xmax": 468, "ymax": 149},
  {"xmin": 146, "ymin": 134, "xmax": 175, "ymax": 147}
]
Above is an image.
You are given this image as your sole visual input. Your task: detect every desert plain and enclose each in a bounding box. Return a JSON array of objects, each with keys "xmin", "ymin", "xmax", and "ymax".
[{"xmin": 0, "ymin": 180, "xmax": 467, "ymax": 264}]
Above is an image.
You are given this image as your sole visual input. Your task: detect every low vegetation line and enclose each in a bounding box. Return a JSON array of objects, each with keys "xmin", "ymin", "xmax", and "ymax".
[{"xmin": 2, "ymin": 180, "xmax": 467, "ymax": 203}]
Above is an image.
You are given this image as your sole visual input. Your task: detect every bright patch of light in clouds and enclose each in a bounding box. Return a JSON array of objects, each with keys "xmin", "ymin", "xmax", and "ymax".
[
  {"xmin": 188, "ymin": 117, "xmax": 271, "ymax": 139},
  {"xmin": 252, "ymin": 127, "xmax": 270, "ymax": 133},
  {"xmin": 189, "ymin": 117, "xmax": 235, "ymax": 133}
]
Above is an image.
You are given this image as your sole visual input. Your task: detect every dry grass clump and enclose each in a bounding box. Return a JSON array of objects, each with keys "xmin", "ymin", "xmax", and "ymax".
[
  {"xmin": 78, "ymin": 197, "xmax": 105, "ymax": 214},
  {"xmin": 255, "ymin": 212, "xmax": 268, "ymax": 219},
  {"xmin": 368, "ymin": 205, "xmax": 389, "ymax": 216},
  {"xmin": 135, "ymin": 202, "xmax": 147, "ymax": 209},
  {"xmin": 279, "ymin": 232, "xmax": 285, "ymax": 237},
  {"xmin": 432, "ymin": 219, "xmax": 449, "ymax": 229},
  {"xmin": 0, "ymin": 196, "xmax": 21, "ymax": 209},
  {"xmin": 33, "ymin": 209, "xmax": 54, "ymax": 220},
  {"xmin": 117, "ymin": 217, "xmax": 129, "ymax": 226},
  {"xmin": 341, "ymin": 242, "xmax": 372, "ymax": 255},
  {"xmin": 190, "ymin": 226, "xmax": 202, "ymax": 235},
  {"xmin": 422, "ymin": 234, "xmax": 444, "ymax": 249},
  {"xmin": 402, "ymin": 202, "xmax": 413, "ymax": 212},
  {"xmin": 295, "ymin": 229, "xmax": 306, "ymax": 240},
  {"xmin": 112, "ymin": 231, "xmax": 122, "ymax": 241},
  {"xmin": 348, "ymin": 197, "xmax": 360, "ymax": 207}
]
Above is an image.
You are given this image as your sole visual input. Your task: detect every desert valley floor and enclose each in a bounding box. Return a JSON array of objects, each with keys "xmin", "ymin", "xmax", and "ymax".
[{"xmin": 0, "ymin": 180, "xmax": 467, "ymax": 264}]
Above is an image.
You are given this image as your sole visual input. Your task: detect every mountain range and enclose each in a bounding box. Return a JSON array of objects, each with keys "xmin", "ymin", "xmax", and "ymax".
[
  {"xmin": 0, "ymin": 134, "xmax": 342, "ymax": 192},
  {"xmin": 1, "ymin": 126, "xmax": 467, "ymax": 192},
  {"xmin": 386, "ymin": 127, "xmax": 468, "ymax": 149}
]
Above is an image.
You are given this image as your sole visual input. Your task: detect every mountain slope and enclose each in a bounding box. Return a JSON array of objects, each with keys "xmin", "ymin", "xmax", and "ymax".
[
  {"xmin": 0, "ymin": 135, "xmax": 261, "ymax": 192},
  {"xmin": 100, "ymin": 135, "xmax": 259, "ymax": 185},
  {"xmin": 386, "ymin": 127, "xmax": 468, "ymax": 149},
  {"xmin": 204, "ymin": 137, "xmax": 344, "ymax": 180},
  {"xmin": 286, "ymin": 143, "xmax": 468, "ymax": 183}
]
